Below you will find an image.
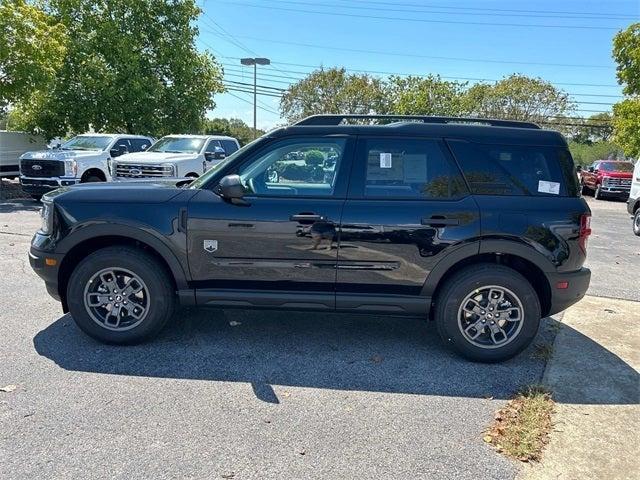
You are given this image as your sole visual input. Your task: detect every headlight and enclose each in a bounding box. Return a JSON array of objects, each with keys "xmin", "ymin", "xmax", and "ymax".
[
  {"xmin": 64, "ymin": 159, "xmax": 77, "ymax": 177},
  {"xmin": 39, "ymin": 201, "xmax": 53, "ymax": 235}
]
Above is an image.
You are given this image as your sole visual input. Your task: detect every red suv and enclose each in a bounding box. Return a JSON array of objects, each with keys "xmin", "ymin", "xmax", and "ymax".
[{"xmin": 580, "ymin": 160, "xmax": 633, "ymax": 200}]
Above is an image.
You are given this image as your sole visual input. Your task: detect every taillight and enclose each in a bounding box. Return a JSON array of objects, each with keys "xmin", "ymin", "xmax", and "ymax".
[{"xmin": 579, "ymin": 214, "xmax": 591, "ymax": 254}]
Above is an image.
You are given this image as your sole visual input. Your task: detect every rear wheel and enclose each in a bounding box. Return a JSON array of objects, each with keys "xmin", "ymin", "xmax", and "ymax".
[
  {"xmin": 633, "ymin": 209, "xmax": 640, "ymax": 236},
  {"xmin": 434, "ymin": 264, "xmax": 541, "ymax": 362},
  {"xmin": 67, "ymin": 246, "xmax": 175, "ymax": 344},
  {"xmin": 580, "ymin": 181, "xmax": 591, "ymax": 196}
]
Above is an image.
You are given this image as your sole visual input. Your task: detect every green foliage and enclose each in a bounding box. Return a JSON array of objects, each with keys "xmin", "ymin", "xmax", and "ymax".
[
  {"xmin": 612, "ymin": 98, "xmax": 640, "ymax": 158},
  {"xmin": 466, "ymin": 74, "xmax": 575, "ymax": 123},
  {"xmin": 613, "ymin": 23, "xmax": 640, "ymax": 96},
  {"xmin": 279, "ymin": 67, "xmax": 387, "ymax": 122},
  {"xmin": 11, "ymin": 0, "xmax": 223, "ymax": 139},
  {"xmin": 201, "ymin": 117, "xmax": 263, "ymax": 146},
  {"xmin": 568, "ymin": 141, "xmax": 625, "ymax": 167},
  {"xmin": 304, "ymin": 150, "xmax": 324, "ymax": 167},
  {"xmin": 0, "ymin": 0, "xmax": 67, "ymax": 111},
  {"xmin": 558, "ymin": 113, "xmax": 614, "ymax": 144},
  {"xmin": 385, "ymin": 75, "xmax": 470, "ymax": 116}
]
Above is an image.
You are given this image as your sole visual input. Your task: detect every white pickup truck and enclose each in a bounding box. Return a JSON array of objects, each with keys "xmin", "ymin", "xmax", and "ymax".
[
  {"xmin": 19, "ymin": 133, "xmax": 153, "ymax": 199},
  {"xmin": 0, "ymin": 131, "xmax": 47, "ymax": 179},
  {"xmin": 112, "ymin": 135, "xmax": 240, "ymax": 180}
]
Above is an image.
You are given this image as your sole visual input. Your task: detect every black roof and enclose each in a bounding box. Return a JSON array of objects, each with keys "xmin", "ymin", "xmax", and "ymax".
[{"xmin": 268, "ymin": 114, "xmax": 567, "ymax": 146}]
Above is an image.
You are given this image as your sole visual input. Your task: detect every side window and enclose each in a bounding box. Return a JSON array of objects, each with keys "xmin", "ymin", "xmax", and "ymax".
[
  {"xmin": 448, "ymin": 140, "xmax": 569, "ymax": 196},
  {"xmin": 129, "ymin": 138, "xmax": 150, "ymax": 152},
  {"xmin": 238, "ymin": 138, "xmax": 346, "ymax": 197},
  {"xmin": 205, "ymin": 140, "xmax": 222, "ymax": 153},
  {"xmin": 112, "ymin": 138, "xmax": 131, "ymax": 154},
  {"xmin": 221, "ymin": 139, "xmax": 239, "ymax": 154},
  {"xmin": 361, "ymin": 138, "xmax": 467, "ymax": 199}
]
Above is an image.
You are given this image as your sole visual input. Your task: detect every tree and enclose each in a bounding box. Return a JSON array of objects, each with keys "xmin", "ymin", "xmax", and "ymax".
[
  {"xmin": 612, "ymin": 23, "xmax": 640, "ymax": 158},
  {"xmin": 563, "ymin": 113, "xmax": 614, "ymax": 144},
  {"xmin": 568, "ymin": 141, "xmax": 625, "ymax": 167},
  {"xmin": 201, "ymin": 117, "xmax": 263, "ymax": 146},
  {"xmin": 279, "ymin": 68, "xmax": 387, "ymax": 122},
  {"xmin": 0, "ymin": 0, "xmax": 67, "ymax": 112},
  {"xmin": 12, "ymin": 0, "xmax": 223, "ymax": 139},
  {"xmin": 466, "ymin": 74, "xmax": 575, "ymax": 123},
  {"xmin": 385, "ymin": 75, "xmax": 470, "ymax": 116}
]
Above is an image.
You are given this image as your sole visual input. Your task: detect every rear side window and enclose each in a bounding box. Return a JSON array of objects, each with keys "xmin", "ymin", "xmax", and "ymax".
[
  {"xmin": 129, "ymin": 138, "xmax": 151, "ymax": 152},
  {"xmin": 359, "ymin": 138, "xmax": 468, "ymax": 199},
  {"xmin": 205, "ymin": 140, "xmax": 222, "ymax": 153},
  {"xmin": 448, "ymin": 140, "xmax": 578, "ymax": 197},
  {"xmin": 221, "ymin": 139, "xmax": 239, "ymax": 154}
]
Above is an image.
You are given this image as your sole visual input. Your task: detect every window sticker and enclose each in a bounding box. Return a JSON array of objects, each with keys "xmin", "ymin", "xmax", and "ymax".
[
  {"xmin": 380, "ymin": 152, "xmax": 392, "ymax": 168},
  {"xmin": 538, "ymin": 180, "xmax": 560, "ymax": 195}
]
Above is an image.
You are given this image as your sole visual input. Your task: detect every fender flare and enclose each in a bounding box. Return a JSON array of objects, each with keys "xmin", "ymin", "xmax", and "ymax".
[{"xmin": 57, "ymin": 222, "xmax": 190, "ymax": 290}]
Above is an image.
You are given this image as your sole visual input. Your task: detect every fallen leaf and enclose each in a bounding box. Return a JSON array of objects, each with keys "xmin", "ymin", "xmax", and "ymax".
[
  {"xmin": 229, "ymin": 321, "xmax": 241, "ymax": 326},
  {"xmin": 221, "ymin": 472, "xmax": 235, "ymax": 479},
  {"xmin": 483, "ymin": 435, "xmax": 493, "ymax": 443},
  {"xmin": 281, "ymin": 391, "xmax": 291, "ymax": 398},
  {"xmin": 604, "ymin": 308, "xmax": 616, "ymax": 314},
  {"xmin": 0, "ymin": 384, "xmax": 17, "ymax": 393},
  {"xmin": 296, "ymin": 447, "xmax": 306, "ymax": 456}
]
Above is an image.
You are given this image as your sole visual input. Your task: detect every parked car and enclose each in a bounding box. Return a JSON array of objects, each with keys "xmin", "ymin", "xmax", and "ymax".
[
  {"xmin": 0, "ymin": 131, "xmax": 47, "ymax": 179},
  {"xmin": 29, "ymin": 114, "xmax": 591, "ymax": 362},
  {"xmin": 580, "ymin": 160, "xmax": 634, "ymax": 200},
  {"xmin": 19, "ymin": 134, "xmax": 153, "ymax": 200},
  {"xmin": 112, "ymin": 135, "xmax": 240, "ymax": 180},
  {"xmin": 627, "ymin": 160, "xmax": 640, "ymax": 236}
]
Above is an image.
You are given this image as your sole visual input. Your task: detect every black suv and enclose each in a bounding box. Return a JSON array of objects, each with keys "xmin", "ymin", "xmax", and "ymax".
[{"xmin": 29, "ymin": 115, "xmax": 592, "ymax": 362}]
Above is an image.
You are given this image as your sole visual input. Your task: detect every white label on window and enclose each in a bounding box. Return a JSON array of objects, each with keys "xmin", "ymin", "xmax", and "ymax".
[
  {"xmin": 380, "ymin": 152, "xmax": 392, "ymax": 168},
  {"xmin": 538, "ymin": 180, "xmax": 560, "ymax": 195}
]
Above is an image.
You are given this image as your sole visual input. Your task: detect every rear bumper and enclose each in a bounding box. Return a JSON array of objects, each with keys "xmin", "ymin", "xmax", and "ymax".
[
  {"xmin": 19, "ymin": 176, "xmax": 78, "ymax": 195},
  {"xmin": 546, "ymin": 267, "xmax": 591, "ymax": 316}
]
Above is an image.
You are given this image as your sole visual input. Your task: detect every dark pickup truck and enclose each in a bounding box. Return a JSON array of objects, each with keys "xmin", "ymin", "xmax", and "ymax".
[{"xmin": 29, "ymin": 114, "xmax": 591, "ymax": 362}]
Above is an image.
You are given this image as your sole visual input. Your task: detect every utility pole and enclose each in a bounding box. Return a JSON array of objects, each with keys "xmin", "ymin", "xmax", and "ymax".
[{"xmin": 240, "ymin": 57, "xmax": 271, "ymax": 138}]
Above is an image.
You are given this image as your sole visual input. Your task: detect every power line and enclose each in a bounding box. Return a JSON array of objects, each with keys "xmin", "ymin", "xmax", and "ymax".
[
  {"xmin": 204, "ymin": 32, "xmax": 613, "ymax": 69},
  {"xmin": 268, "ymin": 0, "xmax": 638, "ymax": 21},
  {"xmin": 224, "ymin": 90, "xmax": 280, "ymax": 115},
  {"xmin": 216, "ymin": 1, "xmax": 622, "ymax": 31}
]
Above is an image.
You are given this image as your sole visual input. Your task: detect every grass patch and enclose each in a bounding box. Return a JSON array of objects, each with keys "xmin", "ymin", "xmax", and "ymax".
[
  {"xmin": 483, "ymin": 385, "xmax": 554, "ymax": 462},
  {"xmin": 531, "ymin": 343, "xmax": 554, "ymax": 361}
]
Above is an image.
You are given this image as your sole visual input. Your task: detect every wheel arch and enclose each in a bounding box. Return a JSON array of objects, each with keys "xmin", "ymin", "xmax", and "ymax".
[{"xmin": 80, "ymin": 168, "xmax": 107, "ymax": 182}]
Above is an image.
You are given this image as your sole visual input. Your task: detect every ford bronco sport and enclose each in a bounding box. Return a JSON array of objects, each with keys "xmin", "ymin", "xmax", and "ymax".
[{"xmin": 29, "ymin": 115, "xmax": 592, "ymax": 362}]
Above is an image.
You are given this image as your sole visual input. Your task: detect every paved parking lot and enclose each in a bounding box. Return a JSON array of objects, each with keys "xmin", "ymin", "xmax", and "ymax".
[{"xmin": 0, "ymin": 195, "xmax": 636, "ymax": 479}]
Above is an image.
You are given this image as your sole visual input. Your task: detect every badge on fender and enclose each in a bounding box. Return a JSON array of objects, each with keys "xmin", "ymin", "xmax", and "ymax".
[{"xmin": 203, "ymin": 240, "xmax": 218, "ymax": 253}]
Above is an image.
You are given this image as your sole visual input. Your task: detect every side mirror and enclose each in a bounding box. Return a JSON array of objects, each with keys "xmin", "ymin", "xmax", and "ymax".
[
  {"xmin": 205, "ymin": 146, "xmax": 226, "ymax": 161},
  {"xmin": 217, "ymin": 174, "xmax": 246, "ymax": 204},
  {"xmin": 576, "ymin": 165, "xmax": 582, "ymax": 172},
  {"xmin": 588, "ymin": 166, "xmax": 595, "ymax": 173},
  {"xmin": 110, "ymin": 144, "xmax": 128, "ymax": 157}
]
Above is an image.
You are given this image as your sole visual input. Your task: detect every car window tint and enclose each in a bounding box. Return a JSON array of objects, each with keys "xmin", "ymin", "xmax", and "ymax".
[
  {"xmin": 129, "ymin": 138, "xmax": 150, "ymax": 152},
  {"xmin": 448, "ymin": 140, "xmax": 575, "ymax": 196},
  {"xmin": 238, "ymin": 138, "xmax": 346, "ymax": 197},
  {"xmin": 205, "ymin": 140, "xmax": 222, "ymax": 153},
  {"xmin": 221, "ymin": 139, "xmax": 239, "ymax": 154},
  {"xmin": 362, "ymin": 138, "xmax": 467, "ymax": 199}
]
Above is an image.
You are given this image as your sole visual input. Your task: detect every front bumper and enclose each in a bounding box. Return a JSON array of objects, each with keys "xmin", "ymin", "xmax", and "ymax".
[
  {"xmin": 546, "ymin": 267, "xmax": 591, "ymax": 316},
  {"xmin": 599, "ymin": 185, "xmax": 631, "ymax": 196},
  {"xmin": 29, "ymin": 246, "xmax": 64, "ymax": 303},
  {"xmin": 20, "ymin": 176, "xmax": 78, "ymax": 195}
]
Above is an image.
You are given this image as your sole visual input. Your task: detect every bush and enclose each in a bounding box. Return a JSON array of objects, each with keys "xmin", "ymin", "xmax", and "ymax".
[
  {"xmin": 305, "ymin": 150, "xmax": 325, "ymax": 167},
  {"xmin": 569, "ymin": 141, "xmax": 625, "ymax": 167}
]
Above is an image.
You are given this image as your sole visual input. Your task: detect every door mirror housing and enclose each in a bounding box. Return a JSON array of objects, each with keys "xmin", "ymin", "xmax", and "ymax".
[
  {"xmin": 588, "ymin": 166, "xmax": 595, "ymax": 173},
  {"xmin": 205, "ymin": 146, "xmax": 226, "ymax": 162},
  {"xmin": 217, "ymin": 174, "xmax": 247, "ymax": 204},
  {"xmin": 110, "ymin": 144, "xmax": 128, "ymax": 158},
  {"xmin": 576, "ymin": 165, "xmax": 582, "ymax": 172}
]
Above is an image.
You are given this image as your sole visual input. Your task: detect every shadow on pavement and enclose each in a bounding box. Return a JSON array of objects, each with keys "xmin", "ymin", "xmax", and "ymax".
[
  {"xmin": 0, "ymin": 198, "xmax": 41, "ymax": 213},
  {"xmin": 33, "ymin": 309, "xmax": 637, "ymax": 405}
]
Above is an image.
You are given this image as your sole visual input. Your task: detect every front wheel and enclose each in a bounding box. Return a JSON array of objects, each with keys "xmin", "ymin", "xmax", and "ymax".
[
  {"xmin": 594, "ymin": 185, "xmax": 603, "ymax": 200},
  {"xmin": 67, "ymin": 246, "xmax": 175, "ymax": 344},
  {"xmin": 633, "ymin": 209, "xmax": 640, "ymax": 236},
  {"xmin": 434, "ymin": 264, "xmax": 541, "ymax": 362}
]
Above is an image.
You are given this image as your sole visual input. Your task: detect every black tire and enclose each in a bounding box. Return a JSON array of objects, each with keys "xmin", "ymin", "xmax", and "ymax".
[
  {"xmin": 633, "ymin": 209, "xmax": 640, "ymax": 237},
  {"xmin": 66, "ymin": 246, "xmax": 175, "ymax": 344},
  {"xmin": 82, "ymin": 175, "xmax": 103, "ymax": 183},
  {"xmin": 580, "ymin": 182, "xmax": 590, "ymax": 196},
  {"xmin": 594, "ymin": 185, "xmax": 603, "ymax": 200},
  {"xmin": 434, "ymin": 264, "xmax": 541, "ymax": 363}
]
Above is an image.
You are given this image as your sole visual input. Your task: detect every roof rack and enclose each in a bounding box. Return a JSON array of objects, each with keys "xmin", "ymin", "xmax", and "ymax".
[{"xmin": 294, "ymin": 114, "xmax": 540, "ymax": 129}]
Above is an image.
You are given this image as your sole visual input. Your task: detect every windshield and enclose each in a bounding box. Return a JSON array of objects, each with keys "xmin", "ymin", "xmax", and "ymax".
[
  {"xmin": 189, "ymin": 137, "xmax": 264, "ymax": 189},
  {"xmin": 149, "ymin": 137, "xmax": 205, "ymax": 154},
  {"xmin": 600, "ymin": 162, "xmax": 633, "ymax": 172},
  {"xmin": 61, "ymin": 136, "xmax": 112, "ymax": 151}
]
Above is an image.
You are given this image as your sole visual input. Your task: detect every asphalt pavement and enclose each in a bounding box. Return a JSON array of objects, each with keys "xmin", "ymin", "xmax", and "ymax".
[{"xmin": 0, "ymin": 195, "xmax": 636, "ymax": 479}]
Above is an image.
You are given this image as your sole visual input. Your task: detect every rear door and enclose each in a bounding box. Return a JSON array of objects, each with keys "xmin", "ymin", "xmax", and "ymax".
[
  {"xmin": 336, "ymin": 136, "xmax": 480, "ymax": 315},
  {"xmin": 187, "ymin": 135, "xmax": 354, "ymax": 309}
]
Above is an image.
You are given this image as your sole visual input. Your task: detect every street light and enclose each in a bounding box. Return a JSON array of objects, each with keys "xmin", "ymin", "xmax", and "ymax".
[{"xmin": 240, "ymin": 57, "xmax": 271, "ymax": 138}]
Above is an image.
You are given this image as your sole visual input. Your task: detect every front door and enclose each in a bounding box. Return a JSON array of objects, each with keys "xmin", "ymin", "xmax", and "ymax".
[
  {"xmin": 187, "ymin": 135, "xmax": 354, "ymax": 310},
  {"xmin": 336, "ymin": 136, "xmax": 480, "ymax": 315}
]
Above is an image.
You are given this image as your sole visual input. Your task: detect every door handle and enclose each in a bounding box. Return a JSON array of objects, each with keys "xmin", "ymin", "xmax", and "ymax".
[
  {"xmin": 290, "ymin": 214, "xmax": 324, "ymax": 222},
  {"xmin": 421, "ymin": 216, "xmax": 460, "ymax": 226}
]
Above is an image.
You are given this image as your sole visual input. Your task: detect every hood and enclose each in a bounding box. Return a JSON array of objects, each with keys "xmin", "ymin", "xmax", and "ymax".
[
  {"xmin": 115, "ymin": 151, "xmax": 199, "ymax": 163},
  {"xmin": 44, "ymin": 178, "xmax": 191, "ymax": 204},
  {"xmin": 21, "ymin": 149, "xmax": 103, "ymax": 161}
]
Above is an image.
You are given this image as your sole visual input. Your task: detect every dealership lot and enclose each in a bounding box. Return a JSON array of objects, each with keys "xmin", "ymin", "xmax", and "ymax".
[{"xmin": 0, "ymin": 196, "xmax": 637, "ymax": 479}]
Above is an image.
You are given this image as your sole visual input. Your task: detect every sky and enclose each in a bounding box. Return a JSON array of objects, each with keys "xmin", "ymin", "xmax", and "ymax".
[{"xmin": 197, "ymin": 0, "xmax": 640, "ymax": 130}]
